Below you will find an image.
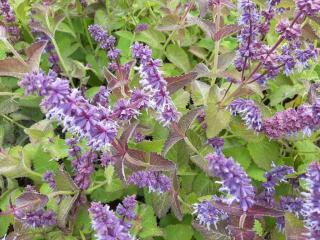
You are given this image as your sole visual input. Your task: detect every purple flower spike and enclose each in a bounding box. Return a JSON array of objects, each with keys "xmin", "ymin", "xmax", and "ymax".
[
  {"xmin": 72, "ymin": 151, "xmax": 97, "ymax": 190},
  {"xmin": 100, "ymin": 153, "xmax": 115, "ymax": 166},
  {"xmin": 88, "ymin": 24, "xmax": 115, "ymax": 50},
  {"xmin": 92, "ymin": 86, "xmax": 110, "ymax": 106},
  {"xmin": 205, "ymin": 153, "xmax": 255, "ymax": 211},
  {"xmin": 193, "ymin": 199, "xmax": 228, "ymax": 229},
  {"xmin": 116, "ymin": 195, "xmax": 137, "ymax": 222},
  {"xmin": 89, "ymin": 202, "xmax": 133, "ymax": 240},
  {"xmin": 128, "ymin": 170, "xmax": 171, "ymax": 194},
  {"xmin": 296, "ymin": 0, "xmax": 320, "ymax": 16},
  {"xmin": 135, "ymin": 23, "xmax": 149, "ymax": 33},
  {"xmin": 302, "ymin": 162, "xmax": 320, "ymax": 240},
  {"xmin": 229, "ymin": 98, "xmax": 262, "ymax": 131},
  {"xmin": 262, "ymin": 164, "xmax": 295, "ymax": 193},
  {"xmin": 276, "ymin": 20, "xmax": 301, "ymax": 41},
  {"xmin": 280, "ymin": 197, "xmax": 303, "ymax": 216},
  {"xmin": 14, "ymin": 209, "xmax": 56, "ymax": 228},
  {"xmin": 131, "ymin": 42, "xmax": 179, "ymax": 127}
]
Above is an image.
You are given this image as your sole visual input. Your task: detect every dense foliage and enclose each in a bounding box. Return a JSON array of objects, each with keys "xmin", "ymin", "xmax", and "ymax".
[{"xmin": 0, "ymin": 0, "xmax": 320, "ymax": 239}]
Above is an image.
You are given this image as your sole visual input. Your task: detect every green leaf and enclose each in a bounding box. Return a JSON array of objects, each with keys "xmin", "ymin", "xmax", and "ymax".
[
  {"xmin": 191, "ymin": 80, "xmax": 210, "ymax": 106},
  {"xmin": 135, "ymin": 29, "xmax": 166, "ymax": 49},
  {"xmin": 53, "ymin": 167, "xmax": 79, "ymax": 192},
  {"xmin": 164, "ymin": 224, "xmax": 194, "ymax": 240},
  {"xmin": 224, "ymin": 146, "xmax": 252, "ymax": 170},
  {"xmin": 247, "ymin": 164, "xmax": 266, "ymax": 182},
  {"xmin": 247, "ymin": 139, "xmax": 280, "ymax": 170},
  {"xmin": 165, "ymin": 44, "xmax": 191, "ymax": 72},
  {"xmin": 253, "ymin": 220, "xmax": 264, "ymax": 237},
  {"xmin": 57, "ymin": 193, "xmax": 79, "ymax": 228},
  {"xmin": 138, "ymin": 204, "xmax": 163, "ymax": 238},
  {"xmin": 206, "ymin": 86, "xmax": 231, "ymax": 138}
]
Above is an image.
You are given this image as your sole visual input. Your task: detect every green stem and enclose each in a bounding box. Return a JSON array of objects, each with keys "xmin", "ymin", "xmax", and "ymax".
[
  {"xmin": 85, "ymin": 179, "xmax": 109, "ymax": 194},
  {"xmin": 211, "ymin": 5, "xmax": 222, "ymax": 85},
  {"xmin": 2, "ymin": 39, "xmax": 27, "ymax": 65},
  {"xmin": 1, "ymin": 114, "xmax": 26, "ymax": 129},
  {"xmin": 50, "ymin": 37, "xmax": 69, "ymax": 75}
]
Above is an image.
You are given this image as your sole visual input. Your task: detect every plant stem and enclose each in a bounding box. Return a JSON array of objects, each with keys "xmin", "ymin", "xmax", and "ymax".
[
  {"xmin": 86, "ymin": 179, "xmax": 109, "ymax": 194},
  {"xmin": 1, "ymin": 114, "xmax": 26, "ymax": 129},
  {"xmin": 211, "ymin": 5, "xmax": 222, "ymax": 85},
  {"xmin": 184, "ymin": 137, "xmax": 201, "ymax": 156}
]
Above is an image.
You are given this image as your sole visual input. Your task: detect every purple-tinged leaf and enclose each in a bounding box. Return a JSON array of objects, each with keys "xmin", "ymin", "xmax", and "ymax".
[
  {"xmin": 162, "ymin": 107, "xmax": 204, "ymax": 156},
  {"xmin": 212, "ymin": 201, "xmax": 284, "ymax": 218},
  {"xmin": 192, "ymin": 220, "xmax": 231, "ymax": 240},
  {"xmin": 193, "ymin": 63, "xmax": 211, "ymax": 78},
  {"xmin": 228, "ymin": 226, "xmax": 257, "ymax": 240},
  {"xmin": 187, "ymin": 16, "xmax": 215, "ymax": 38},
  {"xmin": 165, "ymin": 72, "xmax": 198, "ymax": 94},
  {"xmin": 301, "ymin": 23, "xmax": 320, "ymax": 41},
  {"xmin": 148, "ymin": 153, "xmax": 176, "ymax": 172},
  {"xmin": 157, "ymin": 14, "xmax": 187, "ymax": 31},
  {"xmin": 25, "ymin": 41, "xmax": 48, "ymax": 72},
  {"xmin": 196, "ymin": 0, "xmax": 209, "ymax": 17},
  {"xmin": 119, "ymin": 121, "xmax": 139, "ymax": 149},
  {"xmin": 15, "ymin": 192, "xmax": 48, "ymax": 212},
  {"xmin": 213, "ymin": 24, "xmax": 241, "ymax": 41}
]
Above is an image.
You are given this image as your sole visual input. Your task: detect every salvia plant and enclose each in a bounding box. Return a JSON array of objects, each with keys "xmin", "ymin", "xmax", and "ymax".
[{"xmin": 0, "ymin": 0, "xmax": 320, "ymax": 239}]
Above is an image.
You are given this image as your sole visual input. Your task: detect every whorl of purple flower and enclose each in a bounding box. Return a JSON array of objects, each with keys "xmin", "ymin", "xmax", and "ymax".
[
  {"xmin": 295, "ymin": 0, "xmax": 320, "ymax": 16},
  {"xmin": 112, "ymin": 99, "xmax": 140, "ymax": 121},
  {"xmin": 280, "ymin": 196, "xmax": 303, "ymax": 216},
  {"xmin": 72, "ymin": 151, "xmax": 97, "ymax": 190},
  {"xmin": 88, "ymin": 24, "xmax": 121, "ymax": 61},
  {"xmin": 100, "ymin": 153, "xmax": 115, "ymax": 166},
  {"xmin": 89, "ymin": 202, "xmax": 133, "ymax": 240},
  {"xmin": 0, "ymin": 0, "xmax": 20, "ymax": 41},
  {"xmin": 14, "ymin": 209, "xmax": 56, "ymax": 228},
  {"xmin": 116, "ymin": 195, "xmax": 137, "ymax": 229},
  {"xmin": 193, "ymin": 199, "xmax": 228, "ymax": 229},
  {"xmin": 276, "ymin": 20, "xmax": 301, "ymax": 41},
  {"xmin": 66, "ymin": 138, "xmax": 81, "ymax": 157},
  {"xmin": 131, "ymin": 42, "xmax": 179, "ymax": 126},
  {"xmin": 128, "ymin": 170, "xmax": 171, "ymax": 194},
  {"xmin": 43, "ymin": 171, "xmax": 56, "ymax": 189},
  {"xmin": 302, "ymin": 162, "xmax": 320, "ymax": 239},
  {"xmin": 135, "ymin": 23, "xmax": 149, "ymax": 33},
  {"xmin": 276, "ymin": 216, "xmax": 285, "ymax": 232},
  {"xmin": 262, "ymin": 104, "xmax": 320, "ymax": 139},
  {"xmin": 19, "ymin": 71, "xmax": 119, "ymax": 150},
  {"xmin": 205, "ymin": 152, "xmax": 255, "ymax": 211},
  {"xmin": 92, "ymin": 86, "xmax": 110, "ymax": 107},
  {"xmin": 207, "ymin": 137, "xmax": 224, "ymax": 154},
  {"xmin": 235, "ymin": 0, "xmax": 261, "ymax": 72},
  {"xmin": 228, "ymin": 98, "xmax": 262, "ymax": 132},
  {"xmin": 262, "ymin": 164, "xmax": 294, "ymax": 193}
]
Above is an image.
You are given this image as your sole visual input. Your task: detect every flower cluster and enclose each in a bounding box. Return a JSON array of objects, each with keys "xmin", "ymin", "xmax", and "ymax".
[
  {"xmin": 14, "ymin": 209, "xmax": 57, "ymax": 228},
  {"xmin": 72, "ymin": 150, "xmax": 97, "ymax": 190},
  {"xmin": 128, "ymin": 170, "xmax": 171, "ymax": 194},
  {"xmin": 302, "ymin": 162, "xmax": 320, "ymax": 240},
  {"xmin": 259, "ymin": 164, "xmax": 294, "ymax": 205},
  {"xmin": 207, "ymin": 137, "xmax": 224, "ymax": 154},
  {"xmin": 296, "ymin": 0, "xmax": 320, "ymax": 16},
  {"xmin": 88, "ymin": 24, "xmax": 120, "ymax": 60},
  {"xmin": 0, "ymin": 0, "xmax": 20, "ymax": 42},
  {"xmin": 116, "ymin": 195, "xmax": 137, "ymax": 230},
  {"xmin": 262, "ymin": 104, "xmax": 320, "ymax": 139},
  {"xmin": 228, "ymin": 98, "xmax": 262, "ymax": 131},
  {"xmin": 135, "ymin": 23, "xmax": 149, "ymax": 33},
  {"xmin": 132, "ymin": 42, "xmax": 179, "ymax": 126},
  {"xmin": 19, "ymin": 71, "xmax": 118, "ymax": 150},
  {"xmin": 205, "ymin": 152, "xmax": 255, "ymax": 211},
  {"xmin": 280, "ymin": 196, "xmax": 303, "ymax": 216},
  {"xmin": 193, "ymin": 198, "xmax": 228, "ymax": 229},
  {"xmin": 89, "ymin": 202, "xmax": 133, "ymax": 240}
]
